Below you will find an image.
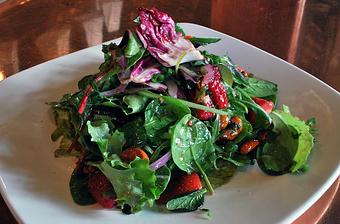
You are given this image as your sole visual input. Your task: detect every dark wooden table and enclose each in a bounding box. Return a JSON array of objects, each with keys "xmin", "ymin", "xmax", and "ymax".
[{"xmin": 0, "ymin": 0, "xmax": 339, "ymax": 223}]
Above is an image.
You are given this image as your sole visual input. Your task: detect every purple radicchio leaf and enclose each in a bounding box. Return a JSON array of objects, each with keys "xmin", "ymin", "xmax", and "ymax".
[
  {"xmin": 117, "ymin": 57, "xmax": 167, "ymax": 92},
  {"xmin": 136, "ymin": 7, "xmax": 203, "ymax": 67},
  {"xmin": 130, "ymin": 60, "xmax": 160, "ymax": 83}
]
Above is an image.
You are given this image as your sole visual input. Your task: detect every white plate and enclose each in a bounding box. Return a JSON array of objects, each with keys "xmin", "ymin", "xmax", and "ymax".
[{"xmin": 0, "ymin": 23, "xmax": 339, "ymax": 224}]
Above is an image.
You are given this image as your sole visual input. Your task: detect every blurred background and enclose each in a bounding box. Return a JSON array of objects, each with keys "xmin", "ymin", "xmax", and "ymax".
[
  {"xmin": 0, "ymin": 0, "xmax": 339, "ymax": 91},
  {"xmin": 0, "ymin": 1, "xmax": 339, "ymax": 223}
]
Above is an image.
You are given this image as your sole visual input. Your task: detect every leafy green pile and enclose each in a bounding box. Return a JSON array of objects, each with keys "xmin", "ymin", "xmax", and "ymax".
[{"xmin": 49, "ymin": 8, "xmax": 316, "ymax": 215}]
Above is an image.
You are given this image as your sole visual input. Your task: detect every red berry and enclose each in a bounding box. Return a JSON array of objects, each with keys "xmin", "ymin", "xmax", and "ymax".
[
  {"xmin": 88, "ymin": 171, "xmax": 116, "ymax": 208},
  {"xmin": 120, "ymin": 147, "xmax": 149, "ymax": 163},
  {"xmin": 157, "ymin": 172, "xmax": 202, "ymax": 204},
  {"xmin": 253, "ymin": 97, "xmax": 274, "ymax": 114},
  {"xmin": 196, "ymin": 94, "xmax": 215, "ymax": 120},
  {"xmin": 208, "ymin": 67, "xmax": 228, "ymax": 109}
]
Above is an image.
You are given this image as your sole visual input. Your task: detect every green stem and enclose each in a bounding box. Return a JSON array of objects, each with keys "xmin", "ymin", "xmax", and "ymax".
[
  {"xmin": 190, "ymin": 147, "xmax": 215, "ymax": 195},
  {"xmin": 138, "ymin": 90, "xmax": 228, "ymax": 116}
]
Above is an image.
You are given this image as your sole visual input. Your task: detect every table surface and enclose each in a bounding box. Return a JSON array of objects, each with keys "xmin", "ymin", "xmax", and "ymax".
[{"xmin": 0, "ymin": 0, "xmax": 339, "ymax": 223}]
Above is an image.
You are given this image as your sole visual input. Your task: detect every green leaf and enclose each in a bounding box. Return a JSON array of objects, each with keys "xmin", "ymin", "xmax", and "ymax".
[
  {"xmin": 171, "ymin": 114, "xmax": 215, "ymax": 173},
  {"xmin": 87, "ymin": 121, "xmax": 126, "ymax": 158},
  {"xmin": 273, "ymin": 109, "xmax": 315, "ymax": 172},
  {"xmin": 144, "ymin": 99, "xmax": 190, "ymax": 145},
  {"xmin": 166, "ymin": 189, "xmax": 207, "ymax": 212},
  {"xmin": 171, "ymin": 114, "xmax": 216, "ymax": 193},
  {"xmin": 241, "ymin": 77, "xmax": 278, "ymax": 98},
  {"xmin": 119, "ymin": 118, "xmax": 147, "ymax": 148},
  {"xmin": 133, "ymin": 16, "xmax": 140, "ymax": 24},
  {"xmin": 138, "ymin": 90, "xmax": 228, "ymax": 116},
  {"xmin": 218, "ymin": 65, "xmax": 233, "ymax": 86},
  {"xmin": 257, "ymin": 108, "xmax": 315, "ymax": 174},
  {"xmin": 123, "ymin": 30, "xmax": 145, "ymax": 68},
  {"xmin": 77, "ymin": 74, "xmax": 96, "ymax": 90},
  {"xmin": 151, "ymin": 73, "xmax": 165, "ymax": 83},
  {"xmin": 189, "ymin": 37, "xmax": 221, "ymax": 46},
  {"xmin": 90, "ymin": 159, "xmax": 170, "ymax": 213},
  {"xmin": 201, "ymin": 51, "xmax": 248, "ymax": 85},
  {"xmin": 127, "ymin": 48, "xmax": 145, "ymax": 69},
  {"xmin": 207, "ymin": 159, "xmax": 236, "ymax": 189},
  {"xmin": 155, "ymin": 166, "xmax": 171, "ymax": 197},
  {"xmin": 125, "ymin": 31, "xmax": 142, "ymax": 58},
  {"xmin": 122, "ymin": 94, "xmax": 148, "ymax": 115},
  {"xmin": 54, "ymin": 136, "xmax": 81, "ymax": 158},
  {"xmin": 236, "ymin": 88, "xmax": 272, "ymax": 129},
  {"xmin": 175, "ymin": 23, "xmax": 185, "ymax": 36},
  {"xmin": 69, "ymin": 169, "xmax": 96, "ymax": 205}
]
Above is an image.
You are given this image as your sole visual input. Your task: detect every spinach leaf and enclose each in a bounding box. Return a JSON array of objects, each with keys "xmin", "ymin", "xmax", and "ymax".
[
  {"xmin": 171, "ymin": 114, "xmax": 215, "ymax": 173},
  {"xmin": 69, "ymin": 169, "xmax": 96, "ymax": 205},
  {"xmin": 119, "ymin": 118, "xmax": 147, "ymax": 148},
  {"xmin": 149, "ymin": 141, "xmax": 169, "ymax": 162},
  {"xmin": 241, "ymin": 77, "xmax": 278, "ymax": 98},
  {"xmin": 127, "ymin": 48, "xmax": 145, "ymax": 69},
  {"xmin": 218, "ymin": 65, "xmax": 233, "ymax": 86},
  {"xmin": 144, "ymin": 99, "xmax": 190, "ymax": 144},
  {"xmin": 207, "ymin": 159, "xmax": 236, "ymax": 189},
  {"xmin": 171, "ymin": 114, "xmax": 216, "ymax": 193},
  {"xmin": 155, "ymin": 166, "xmax": 171, "ymax": 197},
  {"xmin": 236, "ymin": 88, "xmax": 272, "ymax": 129},
  {"xmin": 121, "ymin": 30, "xmax": 146, "ymax": 68},
  {"xmin": 144, "ymin": 100, "xmax": 177, "ymax": 142},
  {"xmin": 125, "ymin": 30, "xmax": 142, "ymax": 58},
  {"xmin": 166, "ymin": 189, "xmax": 207, "ymax": 212},
  {"xmin": 189, "ymin": 37, "xmax": 221, "ymax": 46},
  {"xmin": 226, "ymin": 154, "xmax": 253, "ymax": 167}
]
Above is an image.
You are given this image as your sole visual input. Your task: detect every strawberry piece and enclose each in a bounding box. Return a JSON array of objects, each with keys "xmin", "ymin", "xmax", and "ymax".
[
  {"xmin": 248, "ymin": 109, "xmax": 256, "ymax": 125},
  {"xmin": 196, "ymin": 94, "xmax": 215, "ymax": 120},
  {"xmin": 157, "ymin": 172, "xmax": 202, "ymax": 204},
  {"xmin": 253, "ymin": 97, "xmax": 274, "ymax": 114},
  {"xmin": 208, "ymin": 67, "xmax": 228, "ymax": 109},
  {"xmin": 120, "ymin": 147, "xmax": 149, "ymax": 163},
  {"xmin": 88, "ymin": 171, "xmax": 116, "ymax": 208}
]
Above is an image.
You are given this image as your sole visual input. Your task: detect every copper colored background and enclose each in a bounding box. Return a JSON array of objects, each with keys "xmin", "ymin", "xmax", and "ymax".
[{"xmin": 0, "ymin": 0, "xmax": 339, "ymax": 223}]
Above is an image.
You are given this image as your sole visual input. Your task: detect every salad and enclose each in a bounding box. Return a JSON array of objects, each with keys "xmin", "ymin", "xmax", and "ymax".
[{"xmin": 49, "ymin": 7, "xmax": 316, "ymax": 214}]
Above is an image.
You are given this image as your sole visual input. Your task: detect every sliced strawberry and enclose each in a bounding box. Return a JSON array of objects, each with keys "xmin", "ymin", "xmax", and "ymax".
[
  {"xmin": 208, "ymin": 67, "xmax": 228, "ymax": 109},
  {"xmin": 120, "ymin": 147, "xmax": 149, "ymax": 163},
  {"xmin": 253, "ymin": 97, "xmax": 274, "ymax": 114},
  {"xmin": 157, "ymin": 172, "xmax": 202, "ymax": 204},
  {"xmin": 88, "ymin": 171, "xmax": 116, "ymax": 208},
  {"xmin": 196, "ymin": 94, "xmax": 215, "ymax": 120}
]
